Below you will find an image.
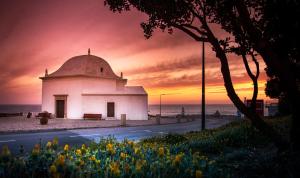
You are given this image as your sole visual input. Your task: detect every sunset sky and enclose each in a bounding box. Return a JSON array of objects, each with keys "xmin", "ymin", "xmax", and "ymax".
[{"xmin": 0, "ymin": 0, "xmax": 270, "ymax": 105}]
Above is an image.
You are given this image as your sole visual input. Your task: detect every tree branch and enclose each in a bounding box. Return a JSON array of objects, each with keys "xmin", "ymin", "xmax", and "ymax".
[
  {"xmin": 181, "ymin": 24, "xmax": 207, "ymax": 35},
  {"xmin": 200, "ymin": 12, "xmax": 288, "ymax": 150},
  {"xmin": 242, "ymin": 53, "xmax": 259, "ymax": 110},
  {"xmin": 235, "ymin": 0, "xmax": 262, "ymax": 45},
  {"xmin": 172, "ymin": 23, "xmax": 208, "ymax": 42},
  {"xmin": 242, "ymin": 53, "xmax": 256, "ymax": 81},
  {"xmin": 182, "ymin": 0, "xmax": 206, "ymax": 25},
  {"xmin": 250, "ymin": 52, "xmax": 260, "ymax": 78}
]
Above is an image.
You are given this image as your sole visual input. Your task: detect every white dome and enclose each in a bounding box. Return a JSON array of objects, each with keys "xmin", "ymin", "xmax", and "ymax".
[{"xmin": 44, "ymin": 54, "xmax": 120, "ymax": 79}]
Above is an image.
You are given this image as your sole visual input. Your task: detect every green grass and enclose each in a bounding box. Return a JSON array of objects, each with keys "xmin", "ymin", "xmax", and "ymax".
[
  {"xmin": 140, "ymin": 116, "xmax": 293, "ymax": 177},
  {"xmin": 142, "ymin": 116, "xmax": 291, "ymax": 148},
  {"xmin": 0, "ymin": 116, "xmax": 293, "ymax": 178}
]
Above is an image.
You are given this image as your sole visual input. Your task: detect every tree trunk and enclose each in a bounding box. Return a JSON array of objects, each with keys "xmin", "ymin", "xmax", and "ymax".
[
  {"xmin": 241, "ymin": 53, "xmax": 259, "ymax": 111},
  {"xmin": 257, "ymin": 47, "xmax": 299, "ymax": 150},
  {"xmin": 204, "ymin": 26, "xmax": 289, "ymax": 150},
  {"xmin": 235, "ymin": 0, "xmax": 299, "ymax": 150},
  {"xmin": 219, "ymin": 48, "xmax": 289, "ymax": 150}
]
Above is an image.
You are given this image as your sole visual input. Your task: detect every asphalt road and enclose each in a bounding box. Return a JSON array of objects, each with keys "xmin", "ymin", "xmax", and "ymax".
[{"xmin": 0, "ymin": 118, "xmax": 234, "ymax": 154}]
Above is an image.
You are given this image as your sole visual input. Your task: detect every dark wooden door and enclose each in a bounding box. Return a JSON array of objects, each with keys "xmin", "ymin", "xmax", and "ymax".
[
  {"xmin": 107, "ymin": 102, "xmax": 115, "ymax": 117},
  {"xmin": 56, "ymin": 100, "xmax": 65, "ymax": 118}
]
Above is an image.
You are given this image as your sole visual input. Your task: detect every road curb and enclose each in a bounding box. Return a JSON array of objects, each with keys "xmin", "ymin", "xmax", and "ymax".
[{"xmin": 0, "ymin": 119, "xmax": 199, "ymax": 135}]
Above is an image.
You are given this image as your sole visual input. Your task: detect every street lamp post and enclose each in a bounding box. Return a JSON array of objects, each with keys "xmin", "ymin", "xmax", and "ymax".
[
  {"xmin": 201, "ymin": 41, "xmax": 206, "ymax": 130},
  {"xmin": 160, "ymin": 94, "xmax": 165, "ymax": 117},
  {"xmin": 159, "ymin": 93, "xmax": 180, "ymax": 117}
]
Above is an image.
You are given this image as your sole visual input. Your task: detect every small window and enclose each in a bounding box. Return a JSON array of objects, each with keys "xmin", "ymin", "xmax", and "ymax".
[{"xmin": 100, "ymin": 67, "xmax": 103, "ymax": 73}]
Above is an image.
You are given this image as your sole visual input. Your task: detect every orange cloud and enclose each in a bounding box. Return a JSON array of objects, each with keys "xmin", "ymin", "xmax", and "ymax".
[{"xmin": 0, "ymin": 0, "xmax": 270, "ymax": 105}]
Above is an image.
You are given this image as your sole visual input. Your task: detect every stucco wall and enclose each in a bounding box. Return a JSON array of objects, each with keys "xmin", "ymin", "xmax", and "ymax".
[
  {"xmin": 41, "ymin": 77, "xmax": 147, "ymax": 120},
  {"xmin": 81, "ymin": 77, "xmax": 118, "ymax": 93},
  {"xmin": 42, "ymin": 77, "xmax": 83, "ymax": 119},
  {"xmin": 82, "ymin": 95, "xmax": 148, "ymax": 120}
]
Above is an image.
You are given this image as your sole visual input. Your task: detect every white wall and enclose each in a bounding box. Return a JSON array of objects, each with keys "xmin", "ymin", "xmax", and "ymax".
[
  {"xmin": 81, "ymin": 77, "xmax": 117, "ymax": 93},
  {"xmin": 42, "ymin": 77, "xmax": 148, "ymax": 120},
  {"xmin": 82, "ymin": 95, "xmax": 148, "ymax": 120},
  {"xmin": 42, "ymin": 77, "xmax": 83, "ymax": 119}
]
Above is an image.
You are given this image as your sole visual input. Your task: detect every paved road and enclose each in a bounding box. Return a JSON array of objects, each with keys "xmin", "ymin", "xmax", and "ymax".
[{"xmin": 0, "ymin": 118, "xmax": 234, "ymax": 154}]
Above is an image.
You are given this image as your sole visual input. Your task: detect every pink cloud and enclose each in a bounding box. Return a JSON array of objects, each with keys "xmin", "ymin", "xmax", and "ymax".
[{"xmin": 0, "ymin": 0, "xmax": 269, "ymax": 104}]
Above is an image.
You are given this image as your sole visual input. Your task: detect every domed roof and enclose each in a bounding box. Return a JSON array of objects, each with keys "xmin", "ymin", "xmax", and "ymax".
[{"xmin": 44, "ymin": 54, "xmax": 121, "ymax": 79}]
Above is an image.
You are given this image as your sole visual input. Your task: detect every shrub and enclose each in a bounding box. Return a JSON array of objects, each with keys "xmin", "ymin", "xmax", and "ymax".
[
  {"xmin": 0, "ymin": 137, "xmax": 220, "ymax": 178},
  {"xmin": 39, "ymin": 111, "xmax": 50, "ymax": 125},
  {"xmin": 141, "ymin": 133, "xmax": 188, "ymax": 145},
  {"xmin": 0, "ymin": 117, "xmax": 292, "ymax": 178}
]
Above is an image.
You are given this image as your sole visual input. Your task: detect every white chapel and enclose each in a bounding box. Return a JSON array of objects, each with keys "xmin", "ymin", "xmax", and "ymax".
[{"xmin": 40, "ymin": 49, "xmax": 148, "ymax": 120}]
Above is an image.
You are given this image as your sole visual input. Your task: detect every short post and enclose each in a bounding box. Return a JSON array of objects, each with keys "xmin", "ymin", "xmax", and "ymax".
[
  {"xmin": 177, "ymin": 116, "xmax": 181, "ymax": 123},
  {"xmin": 156, "ymin": 114, "xmax": 160, "ymax": 125},
  {"xmin": 121, "ymin": 114, "xmax": 126, "ymax": 126},
  {"xmin": 181, "ymin": 107, "xmax": 185, "ymax": 123},
  {"xmin": 27, "ymin": 112, "xmax": 32, "ymax": 118}
]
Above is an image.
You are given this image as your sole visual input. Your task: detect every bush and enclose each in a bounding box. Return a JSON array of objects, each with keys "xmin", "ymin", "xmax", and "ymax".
[
  {"xmin": 40, "ymin": 117, "xmax": 48, "ymax": 125},
  {"xmin": 0, "ymin": 137, "xmax": 218, "ymax": 178},
  {"xmin": 141, "ymin": 133, "xmax": 188, "ymax": 145},
  {"xmin": 0, "ymin": 117, "xmax": 292, "ymax": 178},
  {"xmin": 39, "ymin": 111, "xmax": 50, "ymax": 125}
]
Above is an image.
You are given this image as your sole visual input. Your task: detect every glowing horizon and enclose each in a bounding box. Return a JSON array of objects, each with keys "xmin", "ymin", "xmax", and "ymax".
[{"xmin": 0, "ymin": 0, "xmax": 271, "ymax": 105}]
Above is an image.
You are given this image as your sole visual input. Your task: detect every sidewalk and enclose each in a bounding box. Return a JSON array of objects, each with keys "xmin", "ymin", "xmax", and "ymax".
[
  {"xmin": 0, "ymin": 116, "xmax": 186, "ymax": 133},
  {"xmin": 0, "ymin": 116, "xmax": 237, "ymax": 133}
]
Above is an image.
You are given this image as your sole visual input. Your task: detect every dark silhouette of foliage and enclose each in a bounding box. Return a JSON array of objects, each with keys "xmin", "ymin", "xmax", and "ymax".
[
  {"xmin": 265, "ymin": 72, "xmax": 291, "ymax": 116},
  {"xmin": 103, "ymin": 0, "xmax": 298, "ymax": 151}
]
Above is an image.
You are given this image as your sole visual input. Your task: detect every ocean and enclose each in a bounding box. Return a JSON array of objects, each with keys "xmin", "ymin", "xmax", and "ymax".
[
  {"xmin": 0, "ymin": 104, "xmax": 239, "ymax": 116},
  {"xmin": 149, "ymin": 104, "xmax": 238, "ymax": 116},
  {"xmin": 0, "ymin": 105, "xmax": 41, "ymax": 114}
]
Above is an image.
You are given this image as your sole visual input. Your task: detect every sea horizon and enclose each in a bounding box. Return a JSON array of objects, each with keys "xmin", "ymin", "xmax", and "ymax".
[{"xmin": 0, "ymin": 103, "xmax": 240, "ymax": 116}]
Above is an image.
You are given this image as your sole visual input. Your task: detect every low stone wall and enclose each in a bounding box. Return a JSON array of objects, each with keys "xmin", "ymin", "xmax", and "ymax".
[{"xmin": 0, "ymin": 116, "xmax": 237, "ymax": 133}]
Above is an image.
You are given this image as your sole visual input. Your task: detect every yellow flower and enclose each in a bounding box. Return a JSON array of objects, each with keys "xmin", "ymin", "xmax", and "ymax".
[
  {"xmin": 134, "ymin": 147, "xmax": 140, "ymax": 155},
  {"xmin": 50, "ymin": 164, "xmax": 57, "ymax": 174},
  {"xmin": 64, "ymin": 144, "xmax": 69, "ymax": 152},
  {"xmin": 106, "ymin": 143, "xmax": 113, "ymax": 150},
  {"xmin": 95, "ymin": 159, "xmax": 101, "ymax": 165},
  {"xmin": 80, "ymin": 159, "xmax": 85, "ymax": 166},
  {"xmin": 195, "ymin": 170, "xmax": 203, "ymax": 178},
  {"xmin": 76, "ymin": 149, "xmax": 82, "ymax": 156},
  {"xmin": 135, "ymin": 160, "xmax": 145, "ymax": 172},
  {"xmin": 1, "ymin": 145, "xmax": 11, "ymax": 156},
  {"xmin": 158, "ymin": 147, "xmax": 164, "ymax": 157},
  {"xmin": 81, "ymin": 144, "xmax": 86, "ymax": 150},
  {"xmin": 53, "ymin": 137, "xmax": 58, "ymax": 145},
  {"xmin": 106, "ymin": 143, "xmax": 115, "ymax": 154},
  {"xmin": 120, "ymin": 152, "xmax": 127, "ymax": 160},
  {"xmin": 135, "ymin": 163, "xmax": 142, "ymax": 172},
  {"xmin": 81, "ymin": 144, "xmax": 87, "ymax": 155},
  {"xmin": 127, "ymin": 140, "xmax": 134, "ymax": 147},
  {"xmin": 90, "ymin": 155, "xmax": 96, "ymax": 161},
  {"xmin": 109, "ymin": 162, "xmax": 120, "ymax": 176},
  {"xmin": 32, "ymin": 144, "xmax": 40, "ymax": 156},
  {"xmin": 46, "ymin": 141, "xmax": 52, "ymax": 149},
  {"xmin": 56, "ymin": 154, "xmax": 65, "ymax": 166},
  {"xmin": 173, "ymin": 153, "xmax": 184, "ymax": 166}
]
